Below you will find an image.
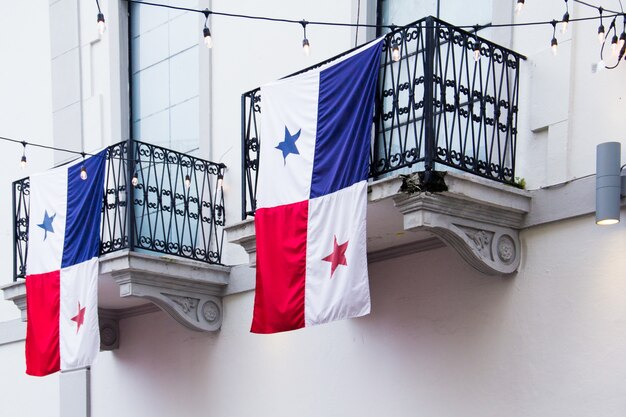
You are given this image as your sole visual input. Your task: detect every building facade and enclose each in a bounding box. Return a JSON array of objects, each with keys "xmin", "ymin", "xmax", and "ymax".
[{"xmin": 1, "ymin": 1, "xmax": 626, "ymax": 416}]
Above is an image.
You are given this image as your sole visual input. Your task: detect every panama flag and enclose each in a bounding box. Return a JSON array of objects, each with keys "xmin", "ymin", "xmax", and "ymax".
[
  {"xmin": 25, "ymin": 151, "xmax": 106, "ymax": 376},
  {"xmin": 251, "ymin": 39, "xmax": 383, "ymax": 334}
]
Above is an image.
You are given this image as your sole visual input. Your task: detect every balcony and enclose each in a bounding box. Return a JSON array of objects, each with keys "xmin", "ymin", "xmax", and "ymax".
[
  {"xmin": 4, "ymin": 140, "xmax": 230, "ymax": 340},
  {"xmin": 231, "ymin": 16, "xmax": 530, "ymax": 276}
]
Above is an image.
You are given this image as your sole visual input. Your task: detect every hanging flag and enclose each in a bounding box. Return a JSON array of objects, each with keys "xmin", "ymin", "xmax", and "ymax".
[
  {"xmin": 251, "ymin": 39, "xmax": 383, "ymax": 334},
  {"xmin": 25, "ymin": 151, "xmax": 106, "ymax": 376}
]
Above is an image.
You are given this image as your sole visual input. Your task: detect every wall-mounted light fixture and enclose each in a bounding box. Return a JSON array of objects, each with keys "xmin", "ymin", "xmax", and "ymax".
[{"xmin": 596, "ymin": 141, "xmax": 626, "ymax": 225}]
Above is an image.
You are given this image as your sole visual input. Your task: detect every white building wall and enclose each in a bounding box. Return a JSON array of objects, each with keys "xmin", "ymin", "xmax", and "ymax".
[
  {"xmin": 0, "ymin": 2, "xmax": 58, "ymax": 416},
  {"xmin": 89, "ymin": 213, "xmax": 626, "ymax": 417}
]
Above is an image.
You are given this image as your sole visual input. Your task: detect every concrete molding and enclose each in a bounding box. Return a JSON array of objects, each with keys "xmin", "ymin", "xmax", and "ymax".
[
  {"xmin": 1, "ymin": 280, "xmax": 27, "ymax": 321},
  {"xmin": 368, "ymin": 237, "xmax": 445, "ymax": 264},
  {"xmin": 225, "ymin": 219, "xmax": 257, "ymax": 266},
  {"xmin": 100, "ymin": 251, "xmax": 230, "ymax": 332}
]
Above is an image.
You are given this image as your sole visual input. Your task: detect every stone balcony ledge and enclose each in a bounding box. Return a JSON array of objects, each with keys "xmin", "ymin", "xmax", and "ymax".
[{"xmin": 226, "ymin": 171, "xmax": 532, "ymax": 276}]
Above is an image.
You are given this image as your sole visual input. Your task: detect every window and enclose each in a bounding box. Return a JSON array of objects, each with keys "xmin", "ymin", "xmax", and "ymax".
[{"xmin": 130, "ymin": 2, "xmax": 200, "ymax": 153}]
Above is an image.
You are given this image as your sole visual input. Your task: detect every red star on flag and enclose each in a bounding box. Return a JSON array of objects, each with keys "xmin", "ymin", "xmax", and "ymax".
[
  {"xmin": 71, "ymin": 302, "xmax": 86, "ymax": 333},
  {"xmin": 322, "ymin": 235, "xmax": 349, "ymax": 278}
]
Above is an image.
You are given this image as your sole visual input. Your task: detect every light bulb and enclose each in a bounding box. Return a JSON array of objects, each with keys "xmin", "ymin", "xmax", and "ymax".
[
  {"xmin": 203, "ymin": 27, "xmax": 213, "ymax": 48},
  {"xmin": 97, "ymin": 13, "xmax": 106, "ymax": 35},
  {"xmin": 302, "ymin": 38, "xmax": 310, "ymax": 56},
  {"xmin": 131, "ymin": 172, "xmax": 139, "ymax": 187},
  {"xmin": 561, "ymin": 12, "xmax": 569, "ymax": 33},
  {"xmin": 611, "ymin": 35, "xmax": 619, "ymax": 56},
  {"xmin": 184, "ymin": 174, "xmax": 191, "ymax": 189},
  {"xmin": 392, "ymin": 43, "xmax": 400, "ymax": 62},
  {"xmin": 598, "ymin": 25, "xmax": 605, "ymax": 44},
  {"xmin": 619, "ymin": 32, "xmax": 626, "ymax": 50},
  {"xmin": 217, "ymin": 173, "xmax": 224, "ymax": 190},
  {"xmin": 473, "ymin": 43, "xmax": 481, "ymax": 61},
  {"xmin": 515, "ymin": 0, "xmax": 525, "ymax": 15},
  {"xmin": 20, "ymin": 155, "xmax": 27, "ymax": 169},
  {"xmin": 80, "ymin": 166, "xmax": 88, "ymax": 180},
  {"xmin": 551, "ymin": 37, "xmax": 558, "ymax": 55}
]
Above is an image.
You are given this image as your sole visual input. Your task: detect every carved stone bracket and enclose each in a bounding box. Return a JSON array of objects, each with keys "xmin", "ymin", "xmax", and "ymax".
[
  {"xmin": 393, "ymin": 172, "xmax": 530, "ymax": 275},
  {"xmin": 100, "ymin": 251, "xmax": 229, "ymax": 332}
]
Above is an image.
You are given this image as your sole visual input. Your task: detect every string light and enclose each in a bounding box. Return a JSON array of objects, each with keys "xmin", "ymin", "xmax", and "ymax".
[
  {"xmin": 473, "ymin": 40, "xmax": 481, "ymax": 61},
  {"xmin": 598, "ymin": 7, "xmax": 606, "ymax": 44},
  {"xmin": 97, "ymin": 13, "xmax": 106, "ymax": 35},
  {"xmin": 80, "ymin": 153, "xmax": 88, "ymax": 180},
  {"xmin": 20, "ymin": 141, "xmax": 27, "ymax": 169},
  {"xmin": 561, "ymin": 0, "xmax": 570, "ymax": 33},
  {"xmin": 471, "ymin": 25, "xmax": 481, "ymax": 62},
  {"xmin": 203, "ymin": 9, "xmax": 212, "ymax": 49},
  {"xmin": 131, "ymin": 172, "xmax": 139, "ymax": 187},
  {"xmin": 392, "ymin": 40, "xmax": 401, "ymax": 62},
  {"xmin": 551, "ymin": 20, "xmax": 559, "ymax": 55},
  {"xmin": 80, "ymin": 166, "xmax": 88, "ymax": 180},
  {"xmin": 184, "ymin": 174, "xmax": 191, "ymax": 189},
  {"xmin": 300, "ymin": 20, "xmax": 310, "ymax": 56},
  {"xmin": 217, "ymin": 171, "xmax": 224, "ymax": 190},
  {"xmin": 124, "ymin": 0, "xmax": 623, "ymax": 71},
  {"xmin": 96, "ymin": 0, "xmax": 105, "ymax": 35}
]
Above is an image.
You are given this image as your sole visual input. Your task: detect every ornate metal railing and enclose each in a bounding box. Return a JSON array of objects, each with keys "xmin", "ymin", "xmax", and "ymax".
[
  {"xmin": 241, "ymin": 16, "xmax": 523, "ymax": 219},
  {"xmin": 13, "ymin": 140, "xmax": 226, "ymax": 280}
]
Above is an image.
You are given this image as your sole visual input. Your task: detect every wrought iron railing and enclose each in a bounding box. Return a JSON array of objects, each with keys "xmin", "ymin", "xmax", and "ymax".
[
  {"xmin": 241, "ymin": 16, "xmax": 523, "ymax": 219},
  {"xmin": 13, "ymin": 140, "xmax": 226, "ymax": 280}
]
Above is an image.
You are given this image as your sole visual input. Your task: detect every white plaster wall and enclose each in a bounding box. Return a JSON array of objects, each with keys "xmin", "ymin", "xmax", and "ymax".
[
  {"xmin": 87, "ymin": 213, "xmax": 626, "ymax": 417},
  {"xmin": 0, "ymin": 3, "xmax": 54, "ymax": 318},
  {"xmin": 0, "ymin": 3, "xmax": 59, "ymax": 416},
  {"xmin": 0, "ymin": 341, "xmax": 60, "ymax": 417}
]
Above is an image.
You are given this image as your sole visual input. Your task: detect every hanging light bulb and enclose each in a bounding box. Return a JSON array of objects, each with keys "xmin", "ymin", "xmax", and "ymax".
[
  {"xmin": 560, "ymin": 0, "xmax": 569, "ymax": 33},
  {"xmin": 184, "ymin": 174, "xmax": 191, "ymax": 189},
  {"xmin": 303, "ymin": 38, "xmax": 310, "ymax": 56},
  {"xmin": 203, "ymin": 27, "xmax": 213, "ymax": 48},
  {"xmin": 202, "ymin": 9, "xmax": 212, "ymax": 49},
  {"xmin": 80, "ymin": 165, "xmax": 88, "ymax": 180},
  {"xmin": 619, "ymin": 32, "xmax": 626, "ymax": 51},
  {"xmin": 597, "ymin": 8, "xmax": 605, "ymax": 44},
  {"xmin": 300, "ymin": 20, "xmax": 310, "ymax": 56},
  {"xmin": 561, "ymin": 11, "xmax": 570, "ymax": 33},
  {"xmin": 392, "ymin": 41, "xmax": 401, "ymax": 62},
  {"xmin": 598, "ymin": 24, "xmax": 606, "ymax": 43},
  {"xmin": 97, "ymin": 12, "xmax": 106, "ymax": 35},
  {"xmin": 473, "ymin": 41, "xmax": 481, "ymax": 61},
  {"xmin": 217, "ymin": 172, "xmax": 224, "ymax": 190},
  {"xmin": 550, "ymin": 20, "xmax": 558, "ymax": 56},
  {"xmin": 515, "ymin": 0, "xmax": 525, "ymax": 15},
  {"xmin": 612, "ymin": 34, "xmax": 619, "ymax": 56},
  {"xmin": 20, "ymin": 141, "xmax": 27, "ymax": 169},
  {"xmin": 131, "ymin": 172, "xmax": 139, "ymax": 187}
]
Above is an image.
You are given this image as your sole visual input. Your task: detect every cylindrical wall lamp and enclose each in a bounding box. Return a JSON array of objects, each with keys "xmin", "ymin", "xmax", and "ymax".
[{"xmin": 596, "ymin": 142, "xmax": 625, "ymax": 225}]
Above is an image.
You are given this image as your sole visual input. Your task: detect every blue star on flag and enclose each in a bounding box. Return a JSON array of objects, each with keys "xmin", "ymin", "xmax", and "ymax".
[
  {"xmin": 275, "ymin": 127, "xmax": 301, "ymax": 164},
  {"xmin": 37, "ymin": 210, "xmax": 56, "ymax": 240}
]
